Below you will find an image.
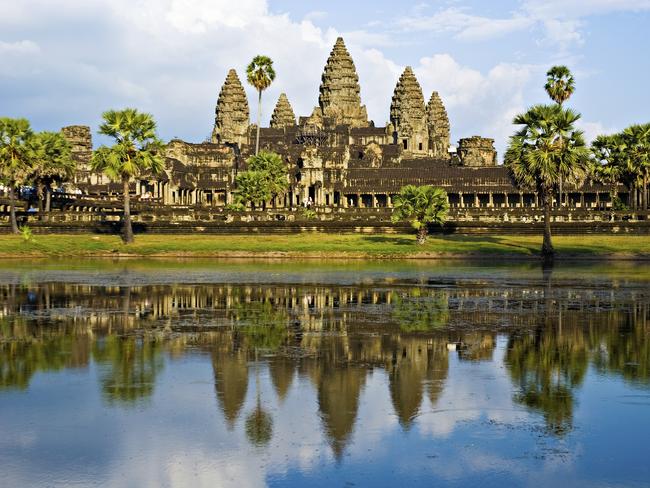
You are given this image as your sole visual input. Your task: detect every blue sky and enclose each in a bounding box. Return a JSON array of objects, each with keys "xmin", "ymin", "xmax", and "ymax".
[{"xmin": 1, "ymin": 0, "xmax": 649, "ymax": 158}]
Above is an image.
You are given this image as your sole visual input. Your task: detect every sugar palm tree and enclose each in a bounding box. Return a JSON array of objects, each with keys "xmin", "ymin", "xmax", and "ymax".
[
  {"xmin": 391, "ymin": 185, "xmax": 449, "ymax": 244},
  {"xmin": 505, "ymin": 104, "xmax": 590, "ymax": 258},
  {"xmin": 90, "ymin": 109, "xmax": 165, "ymax": 243},
  {"xmin": 545, "ymin": 66, "xmax": 576, "ymax": 207},
  {"xmin": 544, "ymin": 66, "xmax": 575, "ymax": 106},
  {"xmin": 591, "ymin": 134, "xmax": 627, "ymax": 208},
  {"xmin": 621, "ymin": 123, "xmax": 650, "ymax": 210},
  {"xmin": 0, "ymin": 118, "xmax": 34, "ymax": 233},
  {"xmin": 246, "ymin": 55, "xmax": 276, "ymax": 155},
  {"xmin": 28, "ymin": 131, "xmax": 74, "ymax": 220}
]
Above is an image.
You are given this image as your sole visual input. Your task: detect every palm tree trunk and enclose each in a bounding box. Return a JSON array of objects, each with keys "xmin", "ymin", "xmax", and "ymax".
[
  {"xmin": 559, "ymin": 176, "xmax": 563, "ymax": 208},
  {"xmin": 9, "ymin": 186, "xmax": 19, "ymax": 234},
  {"xmin": 255, "ymin": 89, "xmax": 262, "ymax": 155},
  {"xmin": 416, "ymin": 226, "xmax": 428, "ymax": 245},
  {"xmin": 44, "ymin": 185, "xmax": 52, "ymax": 222},
  {"xmin": 542, "ymin": 190, "xmax": 554, "ymax": 259},
  {"xmin": 122, "ymin": 177, "xmax": 134, "ymax": 244},
  {"xmin": 37, "ymin": 182, "xmax": 45, "ymax": 220}
]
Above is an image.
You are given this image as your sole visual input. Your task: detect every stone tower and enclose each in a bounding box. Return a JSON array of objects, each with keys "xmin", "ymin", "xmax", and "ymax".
[
  {"xmin": 212, "ymin": 69, "xmax": 249, "ymax": 146},
  {"xmin": 61, "ymin": 125, "xmax": 93, "ymax": 170},
  {"xmin": 458, "ymin": 136, "xmax": 497, "ymax": 166},
  {"xmin": 426, "ymin": 91, "xmax": 451, "ymax": 159},
  {"xmin": 316, "ymin": 37, "xmax": 368, "ymax": 128},
  {"xmin": 390, "ymin": 67, "xmax": 428, "ymax": 155},
  {"xmin": 270, "ymin": 93, "xmax": 296, "ymax": 129}
]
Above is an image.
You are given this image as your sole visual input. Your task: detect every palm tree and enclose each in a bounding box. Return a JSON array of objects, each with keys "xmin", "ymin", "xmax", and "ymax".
[
  {"xmin": 391, "ymin": 185, "xmax": 449, "ymax": 244},
  {"xmin": 544, "ymin": 66, "xmax": 575, "ymax": 106},
  {"xmin": 591, "ymin": 134, "xmax": 627, "ymax": 209},
  {"xmin": 505, "ymin": 104, "xmax": 590, "ymax": 258},
  {"xmin": 621, "ymin": 123, "xmax": 650, "ymax": 210},
  {"xmin": 246, "ymin": 55, "xmax": 276, "ymax": 155},
  {"xmin": 28, "ymin": 131, "xmax": 74, "ymax": 220},
  {"xmin": 545, "ymin": 66, "xmax": 576, "ymax": 207},
  {"xmin": 90, "ymin": 109, "xmax": 165, "ymax": 243},
  {"xmin": 0, "ymin": 118, "xmax": 34, "ymax": 234}
]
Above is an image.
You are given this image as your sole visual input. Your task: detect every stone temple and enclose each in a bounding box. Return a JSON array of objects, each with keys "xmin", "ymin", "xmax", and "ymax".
[{"xmin": 67, "ymin": 37, "xmax": 612, "ymax": 213}]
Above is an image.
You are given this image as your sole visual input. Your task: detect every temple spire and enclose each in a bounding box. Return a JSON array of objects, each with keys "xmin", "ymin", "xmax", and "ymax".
[
  {"xmin": 426, "ymin": 91, "xmax": 451, "ymax": 159},
  {"xmin": 316, "ymin": 37, "xmax": 368, "ymax": 127},
  {"xmin": 390, "ymin": 66, "xmax": 427, "ymax": 155},
  {"xmin": 212, "ymin": 69, "xmax": 249, "ymax": 146},
  {"xmin": 270, "ymin": 93, "xmax": 296, "ymax": 129}
]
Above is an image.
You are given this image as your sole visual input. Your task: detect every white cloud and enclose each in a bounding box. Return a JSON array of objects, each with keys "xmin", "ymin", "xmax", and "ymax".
[
  {"xmin": 415, "ymin": 56, "xmax": 536, "ymax": 156},
  {"xmin": 576, "ymin": 120, "xmax": 619, "ymax": 143},
  {"xmin": 0, "ymin": 40, "xmax": 40, "ymax": 55},
  {"xmin": 399, "ymin": 8, "xmax": 534, "ymax": 41},
  {"xmin": 399, "ymin": 0, "xmax": 650, "ymax": 48}
]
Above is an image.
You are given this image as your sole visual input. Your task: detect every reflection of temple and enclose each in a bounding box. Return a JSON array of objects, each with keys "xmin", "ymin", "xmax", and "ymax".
[
  {"xmin": 1, "ymin": 280, "xmax": 649, "ymax": 449},
  {"xmin": 61, "ymin": 37, "xmax": 617, "ymax": 216}
]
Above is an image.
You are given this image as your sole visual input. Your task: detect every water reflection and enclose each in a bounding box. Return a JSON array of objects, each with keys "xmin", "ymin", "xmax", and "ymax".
[{"xmin": 0, "ymin": 273, "xmax": 649, "ymax": 471}]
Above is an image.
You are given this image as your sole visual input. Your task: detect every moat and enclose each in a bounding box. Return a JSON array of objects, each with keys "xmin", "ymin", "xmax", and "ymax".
[{"xmin": 1, "ymin": 260, "xmax": 649, "ymax": 487}]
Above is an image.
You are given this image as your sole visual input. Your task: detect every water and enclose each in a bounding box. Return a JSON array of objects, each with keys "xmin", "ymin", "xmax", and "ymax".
[{"xmin": 0, "ymin": 259, "xmax": 649, "ymax": 487}]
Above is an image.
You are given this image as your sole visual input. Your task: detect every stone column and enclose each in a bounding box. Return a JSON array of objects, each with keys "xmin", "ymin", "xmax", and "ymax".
[
  {"xmin": 519, "ymin": 193, "xmax": 523, "ymax": 208},
  {"xmin": 580, "ymin": 193, "xmax": 585, "ymax": 208},
  {"xmin": 372, "ymin": 194, "xmax": 377, "ymax": 208},
  {"xmin": 357, "ymin": 193, "xmax": 362, "ymax": 208},
  {"xmin": 459, "ymin": 191, "xmax": 464, "ymax": 208},
  {"xmin": 488, "ymin": 192, "xmax": 494, "ymax": 208},
  {"xmin": 474, "ymin": 193, "xmax": 479, "ymax": 208}
]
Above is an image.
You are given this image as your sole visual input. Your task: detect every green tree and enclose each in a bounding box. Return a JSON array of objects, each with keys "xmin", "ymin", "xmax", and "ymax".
[
  {"xmin": 233, "ymin": 150, "xmax": 288, "ymax": 209},
  {"xmin": 90, "ymin": 109, "xmax": 165, "ymax": 243},
  {"xmin": 591, "ymin": 133, "xmax": 628, "ymax": 209},
  {"xmin": 621, "ymin": 123, "xmax": 650, "ymax": 210},
  {"xmin": 505, "ymin": 104, "xmax": 590, "ymax": 258},
  {"xmin": 247, "ymin": 55, "xmax": 276, "ymax": 155},
  {"xmin": 28, "ymin": 131, "xmax": 74, "ymax": 220},
  {"xmin": 391, "ymin": 185, "xmax": 448, "ymax": 244},
  {"xmin": 544, "ymin": 65, "xmax": 575, "ymax": 106},
  {"xmin": 0, "ymin": 118, "xmax": 33, "ymax": 233},
  {"xmin": 545, "ymin": 66, "xmax": 576, "ymax": 207}
]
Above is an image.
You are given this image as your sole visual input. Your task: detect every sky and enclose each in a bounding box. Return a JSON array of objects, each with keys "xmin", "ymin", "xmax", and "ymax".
[{"xmin": 1, "ymin": 0, "xmax": 649, "ymax": 159}]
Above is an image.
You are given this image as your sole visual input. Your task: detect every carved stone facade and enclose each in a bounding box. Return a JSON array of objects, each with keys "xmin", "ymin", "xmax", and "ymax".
[
  {"xmin": 426, "ymin": 91, "xmax": 450, "ymax": 159},
  {"xmin": 315, "ymin": 37, "xmax": 368, "ymax": 128},
  {"xmin": 270, "ymin": 93, "xmax": 296, "ymax": 129},
  {"xmin": 457, "ymin": 137, "xmax": 497, "ymax": 167},
  {"xmin": 212, "ymin": 69, "xmax": 249, "ymax": 146},
  {"xmin": 64, "ymin": 37, "xmax": 614, "ymax": 214},
  {"xmin": 61, "ymin": 125, "xmax": 93, "ymax": 170},
  {"xmin": 390, "ymin": 67, "xmax": 428, "ymax": 156}
]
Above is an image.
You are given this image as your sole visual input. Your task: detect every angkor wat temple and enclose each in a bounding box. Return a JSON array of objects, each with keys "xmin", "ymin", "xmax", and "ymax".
[{"xmin": 63, "ymin": 37, "xmax": 617, "ymax": 218}]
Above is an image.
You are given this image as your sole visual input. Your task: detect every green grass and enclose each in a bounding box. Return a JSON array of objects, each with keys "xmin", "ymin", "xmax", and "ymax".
[{"xmin": 0, "ymin": 233, "xmax": 648, "ymax": 259}]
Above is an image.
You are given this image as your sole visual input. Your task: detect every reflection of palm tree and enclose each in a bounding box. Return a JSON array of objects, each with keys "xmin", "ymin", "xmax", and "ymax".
[
  {"xmin": 231, "ymin": 301, "xmax": 290, "ymax": 351},
  {"xmin": 505, "ymin": 326, "xmax": 588, "ymax": 435},
  {"xmin": 391, "ymin": 289, "xmax": 449, "ymax": 332},
  {"xmin": 593, "ymin": 311, "xmax": 650, "ymax": 385},
  {"xmin": 92, "ymin": 336, "xmax": 164, "ymax": 405}
]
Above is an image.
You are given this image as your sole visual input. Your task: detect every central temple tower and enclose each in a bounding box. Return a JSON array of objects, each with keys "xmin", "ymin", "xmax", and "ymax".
[{"xmin": 314, "ymin": 37, "xmax": 368, "ymax": 127}]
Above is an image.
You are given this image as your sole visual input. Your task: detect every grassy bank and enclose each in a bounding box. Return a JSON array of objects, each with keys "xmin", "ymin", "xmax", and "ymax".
[{"xmin": 0, "ymin": 233, "xmax": 649, "ymax": 259}]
